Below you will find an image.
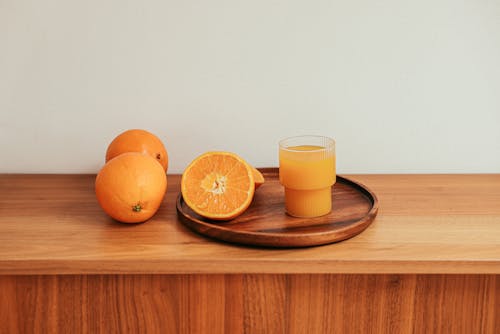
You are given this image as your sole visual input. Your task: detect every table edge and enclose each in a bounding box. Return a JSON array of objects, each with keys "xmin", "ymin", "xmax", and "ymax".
[{"xmin": 1, "ymin": 259, "xmax": 498, "ymax": 275}]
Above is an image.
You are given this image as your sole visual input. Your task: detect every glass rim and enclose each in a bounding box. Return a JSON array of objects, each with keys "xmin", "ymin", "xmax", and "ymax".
[{"xmin": 279, "ymin": 135, "xmax": 335, "ymax": 153}]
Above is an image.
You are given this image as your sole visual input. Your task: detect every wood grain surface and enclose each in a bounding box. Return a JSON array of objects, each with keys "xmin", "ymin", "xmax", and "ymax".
[
  {"xmin": 0, "ymin": 173, "xmax": 500, "ymax": 274},
  {"xmin": 0, "ymin": 274, "xmax": 497, "ymax": 334},
  {"xmin": 177, "ymin": 169, "xmax": 378, "ymax": 247}
]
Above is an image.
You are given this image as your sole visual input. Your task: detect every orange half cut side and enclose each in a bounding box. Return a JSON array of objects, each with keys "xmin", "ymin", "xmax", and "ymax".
[{"xmin": 181, "ymin": 152, "xmax": 255, "ymax": 220}]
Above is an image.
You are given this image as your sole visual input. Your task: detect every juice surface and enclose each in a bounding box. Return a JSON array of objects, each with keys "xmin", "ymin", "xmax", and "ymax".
[{"xmin": 279, "ymin": 145, "xmax": 336, "ymax": 190}]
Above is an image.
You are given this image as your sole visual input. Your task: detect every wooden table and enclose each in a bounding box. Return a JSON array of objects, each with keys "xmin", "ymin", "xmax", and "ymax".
[{"xmin": 0, "ymin": 174, "xmax": 498, "ymax": 333}]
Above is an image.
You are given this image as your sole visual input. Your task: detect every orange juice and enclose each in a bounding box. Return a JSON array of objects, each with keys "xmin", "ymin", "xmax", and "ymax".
[
  {"xmin": 279, "ymin": 138, "xmax": 336, "ymax": 218},
  {"xmin": 279, "ymin": 145, "xmax": 336, "ymax": 189}
]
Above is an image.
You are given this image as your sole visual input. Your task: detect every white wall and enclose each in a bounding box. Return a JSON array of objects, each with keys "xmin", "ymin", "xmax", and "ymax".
[{"xmin": 1, "ymin": 0, "xmax": 499, "ymax": 174}]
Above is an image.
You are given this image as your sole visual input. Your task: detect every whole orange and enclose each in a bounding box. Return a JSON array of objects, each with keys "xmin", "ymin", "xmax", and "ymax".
[
  {"xmin": 95, "ymin": 152, "xmax": 167, "ymax": 223},
  {"xmin": 105, "ymin": 129, "xmax": 169, "ymax": 171}
]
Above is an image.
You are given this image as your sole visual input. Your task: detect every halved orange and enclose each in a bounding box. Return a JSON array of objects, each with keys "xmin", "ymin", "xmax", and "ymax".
[
  {"xmin": 252, "ymin": 167, "xmax": 265, "ymax": 189},
  {"xmin": 181, "ymin": 151, "xmax": 255, "ymax": 220}
]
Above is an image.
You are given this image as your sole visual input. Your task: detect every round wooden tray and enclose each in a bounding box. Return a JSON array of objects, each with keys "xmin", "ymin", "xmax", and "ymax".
[{"xmin": 176, "ymin": 168, "xmax": 378, "ymax": 248}]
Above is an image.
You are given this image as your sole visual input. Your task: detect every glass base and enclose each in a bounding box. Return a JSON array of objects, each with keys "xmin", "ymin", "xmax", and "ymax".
[{"xmin": 284, "ymin": 187, "xmax": 332, "ymax": 218}]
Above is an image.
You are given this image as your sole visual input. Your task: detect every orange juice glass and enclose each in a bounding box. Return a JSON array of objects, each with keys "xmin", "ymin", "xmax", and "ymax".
[{"xmin": 279, "ymin": 135, "xmax": 336, "ymax": 218}]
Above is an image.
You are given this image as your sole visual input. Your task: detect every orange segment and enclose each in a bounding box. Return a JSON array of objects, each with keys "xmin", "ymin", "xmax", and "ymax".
[
  {"xmin": 181, "ymin": 152, "xmax": 255, "ymax": 220},
  {"xmin": 252, "ymin": 167, "xmax": 265, "ymax": 189}
]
